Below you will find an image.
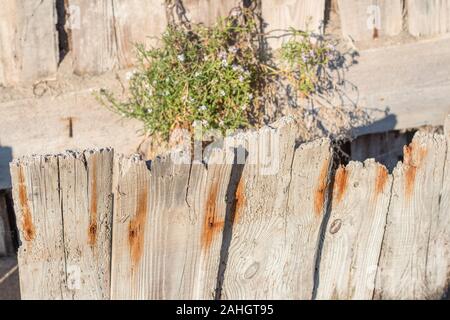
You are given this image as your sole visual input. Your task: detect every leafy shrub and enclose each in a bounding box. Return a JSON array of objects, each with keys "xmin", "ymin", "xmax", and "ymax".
[
  {"xmin": 99, "ymin": 8, "xmax": 341, "ymax": 141},
  {"xmin": 279, "ymin": 29, "xmax": 339, "ymax": 97}
]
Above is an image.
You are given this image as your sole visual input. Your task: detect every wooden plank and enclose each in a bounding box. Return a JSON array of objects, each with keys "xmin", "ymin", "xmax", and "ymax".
[
  {"xmin": 0, "ymin": 192, "xmax": 13, "ymax": 256},
  {"xmin": 68, "ymin": 0, "xmax": 117, "ymax": 75},
  {"xmin": 111, "ymin": 148, "xmax": 233, "ymax": 299},
  {"xmin": 346, "ymin": 37, "xmax": 450, "ymax": 136},
  {"xmin": 375, "ymin": 130, "xmax": 447, "ymax": 299},
  {"xmin": 0, "ymin": 0, "xmax": 58, "ymax": 86},
  {"xmin": 113, "ymin": 0, "xmax": 167, "ymax": 68},
  {"xmin": 182, "ymin": 0, "xmax": 239, "ymax": 26},
  {"xmin": 408, "ymin": 0, "xmax": 450, "ymax": 37},
  {"xmin": 424, "ymin": 115, "xmax": 450, "ymax": 299},
  {"xmin": 221, "ymin": 119, "xmax": 333, "ymax": 299},
  {"xmin": 262, "ymin": 0, "xmax": 326, "ymax": 49},
  {"xmin": 0, "ymin": 146, "xmax": 12, "ymax": 190},
  {"xmin": 0, "ymin": 73, "xmax": 143, "ymax": 190},
  {"xmin": 10, "ymin": 155, "xmax": 66, "ymax": 299},
  {"xmin": 350, "ymin": 131, "xmax": 409, "ymax": 172},
  {"xmin": 337, "ymin": 0, "xmax": 403, "ymax": 42},
  {"xmin": 316, "ymin": 160, "xmax": 392, "ymax": 299},
  {"xmin": 58, "ymin": 149, "xmax": 113, "ymax": 299}
]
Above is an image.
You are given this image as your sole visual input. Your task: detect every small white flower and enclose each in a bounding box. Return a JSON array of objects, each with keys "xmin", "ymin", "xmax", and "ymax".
[
  {"xmin": 232, "ymin": 64, "xmax": 239, "ymax": 71},
  {"xmin": 241, "ymin": 104, "xmax": 248, "ymax": 110},
  {"xmin": 221, "ymin": 59, "xmax": 228, "ymax": 67},
  {"xmin": 125, "ymin": 70, "xmax": 137, "ymax": 80},
  {"xmin": 199, "ymin": 105, "xmax": 207, "ymax": 111},
  {"xmin": 238, "ymin": 75, "xmax": 244, "ymax": 82},
  {"xmin": 202, "ymin": 119, "xmax": 208, "ymax": 126},
  {"xmin": 228, "ymin": 46, "xmax": 238, "ymax": 54},
  {"xmin": 218, "ymin": 51, "xmax": 227, "ymax": 60},
  {"xmin": 219, "ymin": 90, "xmax": 226, "ymax": 97},
  {"xmin": 194, "ymin": 71, "xmax": 201, "ymax": 77},
  {"xmin": 147, "ymin": 108, "xmax": 153, "ymax": 113},
  {"xmin": 177, "ymin": 54, "xmax": 185, "ymax": 62},
  {"xmin": 248, "ymin": 93, "xmax": 253, "ymax": 100}
]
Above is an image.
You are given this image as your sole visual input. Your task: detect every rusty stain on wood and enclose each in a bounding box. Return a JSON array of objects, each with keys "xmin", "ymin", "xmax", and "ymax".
[
  {"xmin": 403, "ymin": 142, "xmax": 428, "ymax": 199},
  {"xmin": 233, "ymin": 177, "xmax": 245, "ymax": 224},
  {"xmin": 314, "ymin": 159, "xmax": 330, "ymax": 216},
  {"xmin": 375, "ymin": 165, "xmax": 389, "ymax": 197},
  {"xmin": 333, "ymin": 165, "xmax": 348, "ymax": 203},
  {"xmin": 88, "ymin": 159, "xmax": 98, "ymax": 246},
  {"xmin": 202, "ymin": 182, "xmax": 224, "ymax": 250},
  {"xmin": 18, "ymin": 166, "xmax": 35, "ymax": 241},
  {"xmin": 128, "ymin": 184, "xmax": 149, "ymax": 269}
]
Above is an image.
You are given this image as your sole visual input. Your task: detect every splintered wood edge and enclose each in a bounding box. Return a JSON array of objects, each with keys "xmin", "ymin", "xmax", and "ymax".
[{"xmin": 10, "ymin": 147, "xmax": 114, "ymax": 166}]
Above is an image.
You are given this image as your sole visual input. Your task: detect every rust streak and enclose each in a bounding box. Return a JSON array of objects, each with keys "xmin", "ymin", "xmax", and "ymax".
[
  {"xmin": 233, "ymin": 177, "xmax": 246, "ymax": 224},
  {"xmin": 333, "ymin": 165, "xmax": 348, "ymax": 203},
  {"xmin": 314, "ymin": 159, "xmax": 330, "ymax": 216},
  {"xmin": 88, "ymin": 159, "xmax": 98, "ymax": 246},
  {"xmin": 128, "ymin": 184, "xmax": 149, "ymax": 269},
  {"xmin": 403, "ymin": 142, "xmax": 427, "ymax": 199},
  {"xmin": 18, "ymin": 166, "xmax": 35, "ymax": 241},
  {"xmin": 201, "ymin": 182, "xmax": 224, "ymax": 250},
  {"xmin": 374, "ymin": 165, "xmax": 389, "ymax": 197}
]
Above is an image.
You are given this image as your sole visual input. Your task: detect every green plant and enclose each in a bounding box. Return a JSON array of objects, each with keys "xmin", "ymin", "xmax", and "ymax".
[
  {"xmin": 278, "ymin": 29, "xmax": 338, "ymax": 97},
  {"xmin": 99, "ymin": 8, "xmax": 341, "ymax": 141},
  {"xmin": 99, "ymin": 8, "xmax": 264, "ymax": 140}
]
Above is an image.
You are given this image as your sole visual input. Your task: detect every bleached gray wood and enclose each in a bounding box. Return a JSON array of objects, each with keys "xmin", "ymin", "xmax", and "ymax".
[
  {"xmin": 58, "ymin": 149, "xmax": 113, "ymax": 299},
  {"xmin": 10, "ymin": 155, "xmax": 65, "ymax": 299},
  {"xmin": 408, "ymin": 0, "xmax": 450, "ymax": 37},
  {"xmin": 68, "ymin": 0, "xmax": 117, "ymax": 75},
  {"xmin": 182, "ymin": 0, "xmax": 239, "ymax": 26},
  {"xmin": 222, "ymin": 118, "xmax": 333, "ymax": 299},
  {"xmin": 316, "ymin": 160, "xmax": 392, "ymax": 299},
  {"xmin": 337, "ymin": 0, "xmax": 403, "ymax": 42},
  {"xmin": 111, "ymin": 148, "xmax": 233, "ymax": 299},
  {"xmin": 424, "ymin": 115, "xmax": 450, "ymax": 299},
  {"xmin": 375, "ymin": 131, "xmax": 447, "ymax": 299},
  {"xmin": 351, "ymin": 131, "xmax": 409, "ymax": 172},
  {"xmin": 0, "ymin": 0, "xmax": 58, "ymax": 86},
  {"xmin": 113, "ymin": 0, "xmax": 167, "ymax": 68},
  {"xmin": 346, "ymin": 36, "xmax": 450, "ymax": 136},
  {"xmin": 262, "ymin": 0, "xmax": 326, "ymax": 49},
  {"xmin": 0, "ymin": 74, "xmax": 143, "ymax": 190}
]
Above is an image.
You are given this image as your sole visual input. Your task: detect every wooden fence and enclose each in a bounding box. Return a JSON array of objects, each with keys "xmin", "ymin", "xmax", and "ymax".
[
  {"xmin": 9, "ymin": 116, "xmax": 450, "ymax": 299},
  {"xmin": 2, "ymin": 0, "xmax": 450, "ymax": 86}
]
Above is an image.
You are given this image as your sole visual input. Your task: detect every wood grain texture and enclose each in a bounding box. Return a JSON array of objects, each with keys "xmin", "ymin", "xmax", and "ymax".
[
  {"xmin": 408, "ymin": 0, "xmax": 450, "ymax": 36},
  {"xmin": 316, "ymin": 160, "xmax": 392, "ymax": 299},
  {"xmin": 113, "ymin": 0, "xmax": 167, "ymax": 68},
  {"xmin": 10, "ymin": 155, "xmax": 65, "ymax": 299},
  {"xmin": 182, "ymin": 0, "xmax": 239, "ymax": 26},
  {"xmin": 350, "ymin": 131, "xmax": 408, "ymax": 172},
  {"xmin": 69, "ymin": 0, "xmax": 117, "ymax": 74},
  {"xmin": 337, "ymin": 0, "xmax": 403, "ymax": 42},
  {"xmin": 375, "ymin": 130, "xmax": 447, "ymax": 299},
  {"xmin": 0, "ymin": 192, "xmax": 14, "ymax": 256},
  {"xmin": 111, "ymin": 148, "xmax": 233, "ymax": 299},
  {"xmin": 425, "ymin": 115, "xmax": 450, "ymax": 299},
  {"xmin": 10, "ymin": 149, "xmax": 114, "ymax": 299},
  {"xmin": 222, "ymin": 118, "xmax": 333, "ymax": 299},
  {"xmin": 58, "ymin": 149, "xmax": 113, "ymax": 299},
  {"xmin": 262, "ymin": 0, "xmax": 326, "ymax": 49},
  {"xmin": 0, "ymin": 0, "xmax": 58, "ymax": 86}
]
